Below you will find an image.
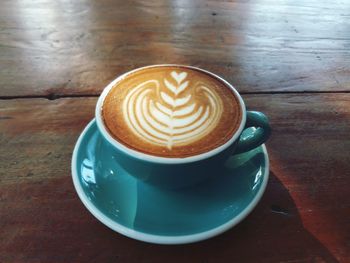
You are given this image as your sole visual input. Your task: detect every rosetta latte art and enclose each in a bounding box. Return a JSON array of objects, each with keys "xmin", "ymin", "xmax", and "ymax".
[{"xmin": 123, "ymin": 71, "xmax": 223, "ymax": 149}]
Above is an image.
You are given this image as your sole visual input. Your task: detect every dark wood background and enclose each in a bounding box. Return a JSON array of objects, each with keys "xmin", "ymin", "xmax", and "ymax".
[{"xmin": 0, "ymin": 0, "xmax": 349, "ymax": 262}]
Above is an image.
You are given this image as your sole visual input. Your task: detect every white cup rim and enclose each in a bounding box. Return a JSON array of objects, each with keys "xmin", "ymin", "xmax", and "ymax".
[{"xmin": 95, "ymin": 64, "xmax": 247, "ymax": 164}]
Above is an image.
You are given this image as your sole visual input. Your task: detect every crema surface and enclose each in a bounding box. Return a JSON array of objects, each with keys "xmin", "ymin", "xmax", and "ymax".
[{"xmin": 102, "ymin": 66, "xmax": 242, "ymax": 157}]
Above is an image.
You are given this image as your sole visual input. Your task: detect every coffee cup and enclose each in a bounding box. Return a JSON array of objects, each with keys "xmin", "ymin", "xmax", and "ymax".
[{"xmin": 95, "ymin": 65, "xmax": 271, "ymax": 188}]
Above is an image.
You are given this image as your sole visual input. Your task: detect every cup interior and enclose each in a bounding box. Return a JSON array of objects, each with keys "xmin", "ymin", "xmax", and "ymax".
[{"xmin": 95, "ymin": 64, "xmax": 247, "ymax": 164}]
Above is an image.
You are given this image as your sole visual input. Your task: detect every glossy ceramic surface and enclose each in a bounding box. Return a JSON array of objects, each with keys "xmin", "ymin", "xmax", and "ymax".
[{"xmin": 72, "ymin": 120, "xmax": 269, "ymax": 244}]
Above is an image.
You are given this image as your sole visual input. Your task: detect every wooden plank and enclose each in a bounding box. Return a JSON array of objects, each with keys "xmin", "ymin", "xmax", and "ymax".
[
  {"xmin": 0, "ymin": 94, "xmax": 349, "ymax": 262},
  {"xmin": 0, "ymin": 0, "xmax": 349, "ymax": 97}
]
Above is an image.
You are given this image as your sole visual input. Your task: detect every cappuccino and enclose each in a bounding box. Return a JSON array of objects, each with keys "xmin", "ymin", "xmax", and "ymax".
[{"xmin": 102, "ymin": 66, "xmax": 242, "ymax": 157}]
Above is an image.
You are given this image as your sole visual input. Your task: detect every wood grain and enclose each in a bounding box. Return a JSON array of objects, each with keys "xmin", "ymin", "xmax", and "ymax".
[
  {"xmin": 1, "ymin": 0, "xmax": 349, "ymax": 97},
  {"xmin": 1, "ymin": 0, "xmax": 349, "ymax": 262},
  {"xmin": 0, "ymin": 95, "xmax": 349, "ymax": 262}
]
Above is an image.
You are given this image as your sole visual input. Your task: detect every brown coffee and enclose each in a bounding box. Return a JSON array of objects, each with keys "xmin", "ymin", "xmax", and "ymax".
[{"xmin": 102, "ymin": 66, "xmax": 242, "ymax": 157}]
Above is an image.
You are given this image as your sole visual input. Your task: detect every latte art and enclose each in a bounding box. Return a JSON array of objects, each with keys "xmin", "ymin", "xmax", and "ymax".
[
  {"xmin": 123, "ymin": 71, "xmax": 223, "ymax": 149},
  {"xmin": 102, "ymin": 66, "xmax": 242, "ymax": 157}
]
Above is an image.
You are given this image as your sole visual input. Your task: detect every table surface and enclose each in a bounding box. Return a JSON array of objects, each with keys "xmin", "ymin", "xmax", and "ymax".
[{"xmin": 1, "ymin": 0, "xmax": 349, "ymax": 262}]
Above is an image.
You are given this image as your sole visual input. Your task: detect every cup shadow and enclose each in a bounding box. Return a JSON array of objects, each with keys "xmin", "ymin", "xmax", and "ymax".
[
  {"xmin": 93, "ymin": 172, "xmax": 340, "ymax": 263},
  {"xmin": 119, "ymin": 171, "xmax": 339, "ymax": 263}
]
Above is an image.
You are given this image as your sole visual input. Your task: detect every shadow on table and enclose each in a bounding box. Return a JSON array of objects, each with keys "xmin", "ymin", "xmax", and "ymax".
[
  {"xmin": 79, "ymin": 172, "xmax": 339, "ymax": 263},
  {"xmin": 3, "ymin": 172, "xmax": 339, "ymax": 263}
]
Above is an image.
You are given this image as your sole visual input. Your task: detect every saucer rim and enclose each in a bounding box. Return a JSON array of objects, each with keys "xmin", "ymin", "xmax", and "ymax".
[{"xmin": 71, "ymin": 119, "xmax": 269, "ymax": 245}]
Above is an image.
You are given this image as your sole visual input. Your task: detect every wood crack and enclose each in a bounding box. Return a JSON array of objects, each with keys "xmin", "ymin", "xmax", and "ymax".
[{"xmin": 0, "ymin": 90, "xmax": 349, "ymax": 101}]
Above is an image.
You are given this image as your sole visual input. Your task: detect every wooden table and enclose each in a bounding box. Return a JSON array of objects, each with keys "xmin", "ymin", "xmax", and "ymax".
[{"xmin": 1, "ymin": 0, "xmax": 349, "ymax": 262}]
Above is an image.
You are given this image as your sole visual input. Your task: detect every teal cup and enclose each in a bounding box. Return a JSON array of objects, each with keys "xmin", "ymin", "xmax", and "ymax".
[{"xmin": 95, "ymin": 65, "xmax": 271, "ymax": 189}]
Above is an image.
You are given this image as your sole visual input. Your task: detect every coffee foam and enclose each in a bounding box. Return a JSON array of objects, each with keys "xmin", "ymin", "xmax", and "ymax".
[
  {"xmin": 123, "ymin": 71, "xmax": 223, "ymax": 149},
  {"xmin": 102, "ymin": 66, "xmax": 242, "ymax": 157}
]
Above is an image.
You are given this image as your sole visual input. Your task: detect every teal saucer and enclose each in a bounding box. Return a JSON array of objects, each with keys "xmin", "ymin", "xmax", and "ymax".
[{"xmin": 72, "ymin": 120, "xmax": 269, "ymax": 244}]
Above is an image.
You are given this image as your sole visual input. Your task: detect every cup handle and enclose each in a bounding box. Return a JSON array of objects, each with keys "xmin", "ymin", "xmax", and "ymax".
[{"xmin": 235, "ymin": 111, "xmax": 271, "ymax": 154}]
